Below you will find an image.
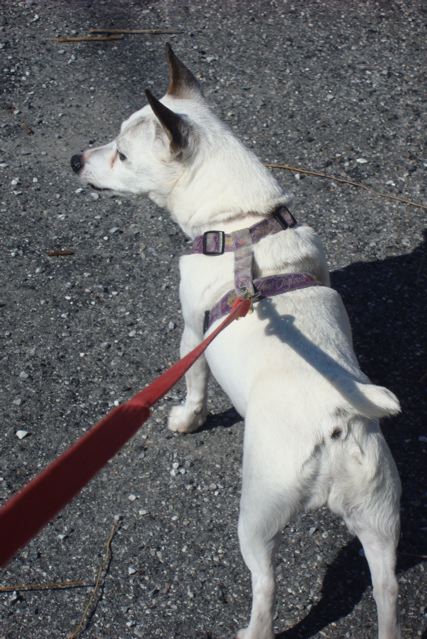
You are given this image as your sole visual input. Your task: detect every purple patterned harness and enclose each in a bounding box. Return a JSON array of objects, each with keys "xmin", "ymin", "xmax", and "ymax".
[{"xmin": 190, "ymin": 205, "xmax": 320, "ymax": 332}]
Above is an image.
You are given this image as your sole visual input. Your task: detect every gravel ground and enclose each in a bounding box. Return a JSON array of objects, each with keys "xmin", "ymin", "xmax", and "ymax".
[{"xmin": 0, "ymin": 1, "xmax": 426, "ymax": 638}]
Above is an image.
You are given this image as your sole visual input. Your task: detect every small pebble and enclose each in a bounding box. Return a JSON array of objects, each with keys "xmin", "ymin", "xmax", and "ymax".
[{"xmin": 16, "ymin": 430, "xmax": 30, "ymax": 440}]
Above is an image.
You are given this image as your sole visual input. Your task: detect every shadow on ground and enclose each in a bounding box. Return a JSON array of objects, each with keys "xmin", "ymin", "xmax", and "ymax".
[{"xmin": 202, "ymin": 407, "xmax": 242, "ymax": 432}]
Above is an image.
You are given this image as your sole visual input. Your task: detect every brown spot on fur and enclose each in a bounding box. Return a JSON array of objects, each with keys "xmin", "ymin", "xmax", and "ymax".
[{"xmin": 166, "ymin": 43, "xmax": 202, "ymax": 99}]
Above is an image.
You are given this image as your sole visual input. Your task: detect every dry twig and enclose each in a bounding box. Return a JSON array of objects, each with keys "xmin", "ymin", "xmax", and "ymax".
[
  {"xmin": 55, "ymin": 35, "xmax": 123, "ymax": 44},
  {"xmin": 89, "ymin": 28, "xmax": 182, "ymax": 35},
  {"xmin": 265, "ymin": 162, "xmax": 427, "ymax": 211},
  {"xmin": 68, "ymin": 520, "xmax": 120, "ymax": 639}
]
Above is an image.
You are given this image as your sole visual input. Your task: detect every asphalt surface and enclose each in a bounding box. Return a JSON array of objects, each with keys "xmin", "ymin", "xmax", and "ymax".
[{"xmin": 0, "ymin": 1, "xmax": 426, "ymax": 638}]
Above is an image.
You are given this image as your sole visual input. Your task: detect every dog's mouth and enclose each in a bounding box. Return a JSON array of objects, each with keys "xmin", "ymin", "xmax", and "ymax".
[
  {"xmin": 88, "ymin": 183, "xmax": 110, "ymax": 192},
  {"xmin": 87, "ymin": 183, "xmax": 129, "ymax": 199}
]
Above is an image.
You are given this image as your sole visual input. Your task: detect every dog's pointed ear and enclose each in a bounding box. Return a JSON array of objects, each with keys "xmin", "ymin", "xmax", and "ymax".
[
  {"xmin": 166, "ymin": 43, "xmax": 203, "ymax": 100},
  {"xmin": 145, "ymin": 88, "xmax": 191, "ymax": 153}
]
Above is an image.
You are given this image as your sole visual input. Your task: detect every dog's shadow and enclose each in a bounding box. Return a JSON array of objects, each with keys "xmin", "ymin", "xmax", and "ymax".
[
  {"xmin": 269, "ymin": 232, "xmax": 426, "ymax": 638},
  {"xmin": 202, "ymin": 407, "xmax": 242, "ymax": 432},
  {"xmin": 275, "ymin": 540, "xmax": 421, "ymax": 639}
]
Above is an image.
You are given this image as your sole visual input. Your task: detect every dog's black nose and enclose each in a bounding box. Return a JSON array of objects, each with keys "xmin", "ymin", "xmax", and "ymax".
[{"xmin": 70, "ymin": 154, "xmax": 84, "ymax": 174}]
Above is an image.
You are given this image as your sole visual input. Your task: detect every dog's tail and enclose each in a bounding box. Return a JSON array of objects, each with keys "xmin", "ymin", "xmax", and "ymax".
[{"xmin": 344, "ymin": 381, "xmax": 401, "ymax": 419}]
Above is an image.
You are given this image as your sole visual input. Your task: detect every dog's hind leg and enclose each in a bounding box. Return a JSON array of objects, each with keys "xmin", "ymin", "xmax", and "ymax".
[
  {"xmin": 329, "ymin": 423, "xmax": 401, "ymax": 639},
  {"xmin": 237, "ymin": 493, "xmax": 289, "ymax": 639},
  {"xmin": 354, "ymin": 527, "xmax": 401, "ymax": 639},
  {"xmin": 237, "ymin": 414, "xmax": 301, "ymax": 639},
  {"xmin": 168, "ymin": 324, "xmax": 209, "ymax": 433}
]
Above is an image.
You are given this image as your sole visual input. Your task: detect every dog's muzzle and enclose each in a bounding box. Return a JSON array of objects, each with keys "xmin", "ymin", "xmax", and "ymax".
[{"xmin": 70, "ymin": 154, "xmax": 84, "ymax": 174}]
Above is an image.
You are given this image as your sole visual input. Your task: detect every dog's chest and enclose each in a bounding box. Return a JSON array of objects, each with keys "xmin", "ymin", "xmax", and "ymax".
[{"xmin": 179, "ymin": 252, "xmax": 234, "ymax": 330}]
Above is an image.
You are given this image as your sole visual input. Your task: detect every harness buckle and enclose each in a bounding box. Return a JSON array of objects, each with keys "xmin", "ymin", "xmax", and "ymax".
[
  {"xmin": 273, "ymin": 207, "xmax": 297, "ymax": 230},
  {"xmin": 202, "ymin": 230, "xmax": 225, "ymax": 255}
]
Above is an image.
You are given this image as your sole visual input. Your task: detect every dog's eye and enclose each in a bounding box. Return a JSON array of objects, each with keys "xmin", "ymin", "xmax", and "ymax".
[{"xmin": 118, "ymin": 151, "xmax": 127, "ymax": 162}]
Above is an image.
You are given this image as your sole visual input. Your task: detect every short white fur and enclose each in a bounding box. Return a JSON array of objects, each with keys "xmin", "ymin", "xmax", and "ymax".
[{"xmin": 76, "ymin": 46, "xmax": 401, "ymax": 639}]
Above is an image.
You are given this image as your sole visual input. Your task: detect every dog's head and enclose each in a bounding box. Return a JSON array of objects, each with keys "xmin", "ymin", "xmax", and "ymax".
[
  {"xmin": 71, "ymin": 45, "xmax": 286, "ymax": 235},
  {"xmin": 71, "ymin": 44, "xmax": 210, "ymax": 205}
]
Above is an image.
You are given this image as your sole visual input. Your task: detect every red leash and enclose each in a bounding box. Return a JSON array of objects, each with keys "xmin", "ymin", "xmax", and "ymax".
[{"xmin": 0, "ymin": 298, "xmax": 251, "ymax": 567}]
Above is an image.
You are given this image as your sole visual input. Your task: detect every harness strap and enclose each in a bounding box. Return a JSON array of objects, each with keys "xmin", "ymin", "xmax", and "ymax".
[
  {"xmin": 191, "ymin": 205, "xmax": 319, "ymax": 332},
  {"xmin": 191, "ymin": 205, "xmax": 297, "ymax": 255},
  {"xmin": 232, "ymin": 228, "xmax": 256, "ymax": 297},
  {"xmin": 192, "ymin": 205, "xmax": 299, "ymax": 312},
  {"xmin": 203, "ymin": 273, "xmax": 319, "ymax": 332}
]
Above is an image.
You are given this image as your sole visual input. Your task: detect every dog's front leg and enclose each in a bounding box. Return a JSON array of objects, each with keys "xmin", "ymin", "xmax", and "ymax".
[{"xmin": 168, "ymin": 324, "xmax": 209, "ymax": 434}]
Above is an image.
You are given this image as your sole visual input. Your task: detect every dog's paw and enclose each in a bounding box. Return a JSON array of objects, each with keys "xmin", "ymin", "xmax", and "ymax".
[{"xmin": 168, "ymin": 404, "xmax": 206, "ymax": 434}]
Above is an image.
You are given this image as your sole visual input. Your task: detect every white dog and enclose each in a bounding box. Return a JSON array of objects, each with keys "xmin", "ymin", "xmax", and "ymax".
[{"xmin": 71, "ymin": 45, "xmax": 401, "ymax": 639}]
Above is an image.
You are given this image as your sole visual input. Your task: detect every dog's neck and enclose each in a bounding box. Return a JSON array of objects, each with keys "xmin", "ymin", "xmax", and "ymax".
[{"xmin": 160, "ymin": 119, "xmax": 292, "ymax": 239}]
